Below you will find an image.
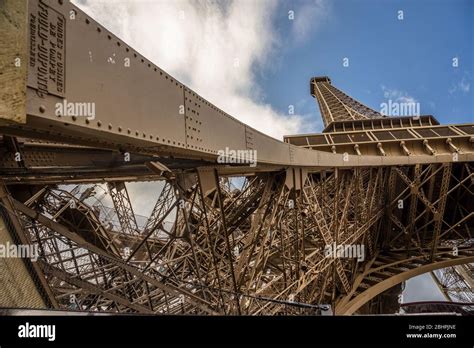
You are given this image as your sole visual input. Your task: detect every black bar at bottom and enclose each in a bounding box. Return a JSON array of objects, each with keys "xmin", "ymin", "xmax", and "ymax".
[{"xmin": 0, "ymin": 314, "xmax": 472, "ymax": 346}]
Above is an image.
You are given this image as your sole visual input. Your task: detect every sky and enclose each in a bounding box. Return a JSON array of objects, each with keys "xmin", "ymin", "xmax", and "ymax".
[
  {"xmin": 72, "ymin": 0, "xmax": 473, "ymax": 307},
  {"xmin": 264, "ymin": 0, "xmax": 473, "ymax": 131}
]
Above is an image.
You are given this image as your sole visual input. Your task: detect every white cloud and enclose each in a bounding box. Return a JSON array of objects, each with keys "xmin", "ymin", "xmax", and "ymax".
[
  {"xmin": 459, "ymin": 79, "xmax": 471, "ymax": 93},
  {"xmin": 398, "ymin": 95, "xmax": 417, "ymax": 104},
  {"xmin": 291, "ymin": 0, "xmax": 329, "ymax": 43},
  {"xmin": 381, "ymin": 85, "xmax": 417, "ymax": 103},
  {"xmin": 449, "ymin": 75, "xmax": 471, "ymax": 95},
  {"xmin": 72, "ymin": 0, "xmax": 312, "ymax": 140}
]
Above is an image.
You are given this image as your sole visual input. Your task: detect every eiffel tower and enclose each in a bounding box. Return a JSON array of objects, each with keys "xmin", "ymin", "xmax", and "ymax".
[{"xmin": 0, "ymin": 0, "xmax": 472, "ymax": 315}]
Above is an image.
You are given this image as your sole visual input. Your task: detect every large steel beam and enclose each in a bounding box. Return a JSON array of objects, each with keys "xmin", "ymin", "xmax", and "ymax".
[{"xmin": 0, "ymin": 0, "xmax": 471, "ymax": 172}]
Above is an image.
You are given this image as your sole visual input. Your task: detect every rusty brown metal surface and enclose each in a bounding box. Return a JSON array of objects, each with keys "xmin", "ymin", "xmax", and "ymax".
[{"xmin": 0, "ymin": 0, "xmax": 472, "ymax": 315}]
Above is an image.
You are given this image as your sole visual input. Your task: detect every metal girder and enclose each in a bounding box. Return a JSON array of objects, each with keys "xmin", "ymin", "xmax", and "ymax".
[
  {"xmin": 430, "ymin": 164, "xmax": 452, "ymax": 260},
  {"xmin": 40, "ymin": 261, "xmax": 154, "ymax": 313},
  {"xmin": 335, "ymin": 249, "xmax": 474, "ymax": 315},
  {"xmin": 431, "ymin": 264, "xmax": 474, "ymax": 303},
  {"xmin": 8, "ymin": 190, "xmax": 219, "ymax": 314},
  {"xmin": 0, "ymin": 0, "xmax": 472, "ymax": 316},
  {"xmin": 284, "ymin": 123, "xmax": 473, "ymax": 157},
  {"xmin": 0, "ymin": 162, "xmax": 471, "ymax": 315},
  {"xmin": 107, "ymin": 182, "xmax": 139, "ymax": 236},
  {"xmin": 1, "ymin": 0, "xmax": 472, "ymax": 171}
]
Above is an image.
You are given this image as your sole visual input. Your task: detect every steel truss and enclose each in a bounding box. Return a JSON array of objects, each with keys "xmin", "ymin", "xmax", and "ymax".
[
  {"xmin": 0, "ymin": 160, "xmax": 471, "ymax": 314},
  {"xmin": 0, "ymin": 0, "xmax": 472, "ymax": 315}
]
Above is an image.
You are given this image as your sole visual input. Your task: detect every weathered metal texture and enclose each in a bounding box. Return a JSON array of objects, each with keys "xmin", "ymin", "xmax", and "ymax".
[
  {"xmin": 0, "ymin": 215, "xmax": 46, "ymax": 308},
  {"xmin": 0, "ymin": 0, "xmax": 27, "ymax": 124}
]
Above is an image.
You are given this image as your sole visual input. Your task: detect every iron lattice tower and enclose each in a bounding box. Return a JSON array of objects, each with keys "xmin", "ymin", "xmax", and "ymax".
[{"xmin": 0, "ymin": 0, "xmax": 472, "ymax": 315}]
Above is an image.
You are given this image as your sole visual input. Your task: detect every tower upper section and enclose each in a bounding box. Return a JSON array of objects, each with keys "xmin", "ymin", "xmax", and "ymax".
[{"xmin": 310, "ymin": 76, "xmax": 385, "ymax": 127}]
